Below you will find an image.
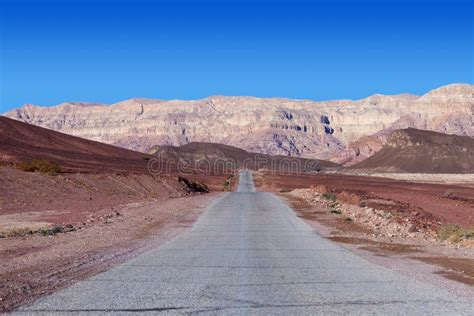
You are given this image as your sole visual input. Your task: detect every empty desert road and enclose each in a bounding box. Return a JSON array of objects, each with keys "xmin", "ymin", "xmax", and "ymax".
[{"xmin": 14, "ymin": 171, "xmax": 473, "ymax": 315}]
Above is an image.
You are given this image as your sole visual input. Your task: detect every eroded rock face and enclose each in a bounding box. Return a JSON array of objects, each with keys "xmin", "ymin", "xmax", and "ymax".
[
  {"xmin": 3, "ymin": 84, "xmax": 473, "ymax": 162},
  {"xmin": 331, "ymin": 134, "xmax": 387, "ymax": 166}
]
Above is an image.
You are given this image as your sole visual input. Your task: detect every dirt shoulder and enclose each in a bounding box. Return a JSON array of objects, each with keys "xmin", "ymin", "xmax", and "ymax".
[
  {"xmin": 0, "ymin": 192, "xmax": 220, "ymax": 313},
  {"xmin": 254, "ymin": 171, "xmax": 474, "ymax": 295}
]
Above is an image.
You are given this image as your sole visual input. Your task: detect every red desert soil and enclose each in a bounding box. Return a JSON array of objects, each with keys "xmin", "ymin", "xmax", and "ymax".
[{"xmin": 254, "ymin": 171, "xmax": 474, "ymax": 228}]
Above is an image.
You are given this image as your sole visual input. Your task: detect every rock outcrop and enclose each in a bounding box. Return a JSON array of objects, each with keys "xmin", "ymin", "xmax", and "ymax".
[{"xmin": 3, "ymin": 84, "xmax": 473, "ymax": 163}]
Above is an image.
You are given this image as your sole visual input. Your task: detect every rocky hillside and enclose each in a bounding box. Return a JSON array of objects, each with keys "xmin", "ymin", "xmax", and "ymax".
[
  {"xmin": 349, "ymin": 128, "xmax": 474, "ymax": 173},
  {"xmin": 3, "ymin": 84, "xmax": 473, "ymax": 162}
]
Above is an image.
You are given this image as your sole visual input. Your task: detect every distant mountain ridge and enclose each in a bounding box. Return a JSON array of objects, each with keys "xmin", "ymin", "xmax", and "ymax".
[{"xmin": 3, "ymin": 83, "xmax": 473, "ymax": 164}]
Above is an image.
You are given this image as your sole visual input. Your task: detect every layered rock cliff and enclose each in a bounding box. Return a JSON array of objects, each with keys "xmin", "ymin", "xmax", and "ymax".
[{"xmin": 3, "ymin": 84, "xmax": 473, "ymax": 162}]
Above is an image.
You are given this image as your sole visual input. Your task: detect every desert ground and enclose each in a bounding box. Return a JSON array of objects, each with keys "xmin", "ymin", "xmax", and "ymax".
[
  {"xmin": 2, "ymin": 165, "xmax": 473, "ymax": 312},
  {"xmin": 3, "ymin": 171, "xmax": 473, "ymax": 314}
]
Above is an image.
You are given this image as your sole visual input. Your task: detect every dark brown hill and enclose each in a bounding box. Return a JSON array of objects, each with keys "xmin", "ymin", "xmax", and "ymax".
[
  {"xmin": 149, "ymin": 142, "xmax": 340, "ymax": 174},
  {"xmin": 350, "ymin": 128, "xmax": 474, "ymax": 173},
  {"xmin": 0, "ymin": 116, "xmax": 157, "ymax": 174}
]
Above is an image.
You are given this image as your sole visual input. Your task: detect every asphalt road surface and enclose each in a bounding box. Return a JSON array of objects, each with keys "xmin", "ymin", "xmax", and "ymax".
[{"xmin": 15, "ymin": 171, "xmax": 473, "ymax": 314}]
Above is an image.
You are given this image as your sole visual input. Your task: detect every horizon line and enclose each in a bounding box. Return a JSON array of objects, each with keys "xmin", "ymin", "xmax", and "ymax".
[{"xmin": 4, "ymin": 82, "xmax": 472, "ymax": 111}]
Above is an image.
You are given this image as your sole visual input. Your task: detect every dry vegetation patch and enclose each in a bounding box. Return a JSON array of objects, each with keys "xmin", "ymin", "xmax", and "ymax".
[
  {"xmin": 437, "ymin": 224, "xmax": 474, "ymax": 243},
  {"xmin": 223, "ymin": 174, "xmax": 237, "ymax": 191},
  {"xmin": 0, "ymin": 223, "xmax": 76, "ymax": 238},
  {"xmin": 16, "ymin": 159, "xmax": 61, "ymax": 175}
]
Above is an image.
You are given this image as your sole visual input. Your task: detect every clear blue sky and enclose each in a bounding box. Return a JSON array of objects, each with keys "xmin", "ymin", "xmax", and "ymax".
[{"xmin": 0, "ymin": 0, "xmax": 472, "ymax": 112}]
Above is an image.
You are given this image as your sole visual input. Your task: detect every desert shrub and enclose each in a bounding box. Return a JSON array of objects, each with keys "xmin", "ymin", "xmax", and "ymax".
[
  {"xmin": 321, "ymin": 192, "xmax": 337, "ymax": 202},
  {"xmin": 17, "ymin": 159, "xmax": 61, "ymax": 175},
  {"xmin": 345, "ymin": 217, "xmax": 353, "ymax": 221},
  {"xmin": 223, "ymin": 175, "xmax": 233, "ymax": 191},
  {"xmin": 0, "ymin": 227, "xmax": 35, "ymax": 238},
  {"xmin": 437, "ymin": 224, "xmax": 474, "ymax": 242},
  {"xmin": 466, "ymin": 228, "xmax": 474, "ymax": 239},
  {"xmin": 1, "ymin": 224, "xmax": 76, "ymax": 238},
  {"xmin": 223, "ymin": 180, "xmax": 230, "ymax": 191},
  {"xmin": 330, "ymin": 209, "xmax": 342, "ymax": 215},
  {"xmin": 359, "ymin": 201, "xmax": 367, "ymax": 207},
  {"xmin": 40, "ymin": 225, "xmax": 64, "ymax": 236},
  {"xmin": 17, "ymin": 160, "xmax": 36, "ymax": 172}
]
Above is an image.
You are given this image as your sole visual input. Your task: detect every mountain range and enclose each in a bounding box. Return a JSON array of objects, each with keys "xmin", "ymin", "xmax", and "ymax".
[{"xmin": 3, "ymin": 83, "xmax": 473, "ymax": 165}]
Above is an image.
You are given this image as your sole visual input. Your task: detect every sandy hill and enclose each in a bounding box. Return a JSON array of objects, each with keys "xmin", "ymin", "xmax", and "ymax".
[{"xmin": 350, "ymin": 128, "xmax": 474, "ymax": 173}]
